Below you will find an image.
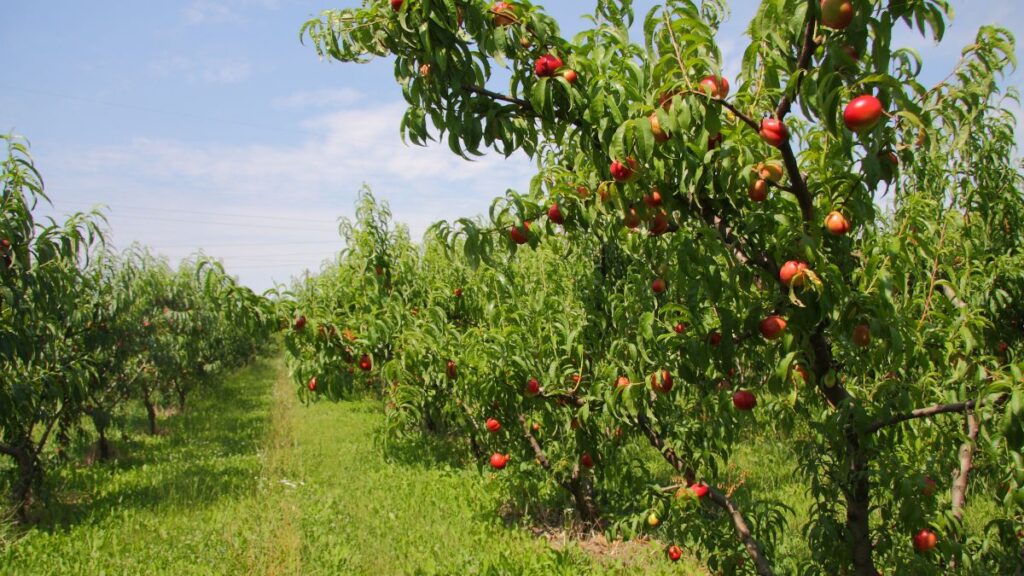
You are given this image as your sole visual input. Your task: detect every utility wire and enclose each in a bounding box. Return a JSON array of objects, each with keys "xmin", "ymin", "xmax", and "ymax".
[
  {"xmin": 144, "ymin": 240, "xmax": 341, "ymax": 249},
  {"xmin": 84, "ymin": 214, "xmax": 337, "ymax": 231},
  {"xmin": 1, "ymin": 85, "xmax": 314, "ymax": 137},
  {"xmin": 51, "ymin": 200, "xmax": 342, "ymax": 225}
]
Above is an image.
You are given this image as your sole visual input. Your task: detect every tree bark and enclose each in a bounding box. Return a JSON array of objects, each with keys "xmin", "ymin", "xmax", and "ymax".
[
  {"xmin": 461, "ymin": 404, "xmax": 485, "ymax": 459},
  {"xmin": 143, "ymin": 386, "xmax": 158, "ymax": 435},
  {"xmin": 635, "ymin": 401, "xmax": 773, "ymax": 575},
  {"xmin": 97, "ymin": 426, "xmax": 110, "ymax": 461},
  {"xmin": 846, "ymin": 429, "xmax": 876, "ymax": 576},
  {"xmin": 951, "ymin": 410, "xmax": 979, "ymax": 519},
  {"xmin": 3, "ymin": 441, "xmax": 39, "ymax": 522},
  {"xmin": 865, "ymin": 395, "xmax": 1003, "ymax": 434},
  {"xmin": 518, "ymin": 415, "xmax": 600, "ymax": 526},
  {"xmin": 708, "ymin": 487, "xmax": 775, "ymax": 576},
  {"xmin": 567, "ymin": 464, "xmax": 601, "ymax": 526}
]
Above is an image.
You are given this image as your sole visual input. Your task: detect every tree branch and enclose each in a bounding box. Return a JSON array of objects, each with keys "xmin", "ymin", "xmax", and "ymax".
[
  {"xmin": 707, "ymin": 487, "xmax": 775, "ymax": 576},
  {"xmin": 461, "ymin": 84, "xmax": 532, "ymax": 109},
  {"xmin": 33, "ymin": 404, "xmax": 67, "ymax": 459},
  {"xmin": 460, "ymin": 403, "xmax": 486, "ymax": 459},
  {"xmin": 686, "ymin": 195, "xmax": 777, "ymax": 276},
  {"xmin": 635, "ymin": 403, "xmax": 694, "ymax": 484},
  {"xmin": 939, "ymin": 283, "xmax": 967, "ymax": 309},
  {"xmin": 774, "ymin": 0, "xmax": 819, "ymax": 121},
  {"xmin": 764, "ymin": 178, "xmax": 795, "ymax": 194},
  {"xmin": 772, "ymin": 0, "xmax": 819, "ymax": 228},
  {"xmin": 810, "ymin": 330, "xmax": 851, "ymax": 407},
  {"xmin": 778, "ymin": 140, "xmax": 816, "ymax": 225},
  {"xmin": 543, "ymin": 392, "xmax": 589, "ymax": 408},
  {"xmin": 686, "ymin": 91, "xmax": 760, "ymax": 131},
  {"xmin": 635, "ymin": 399, "xmax": 773, "ymax": 575},
  {"xmin": 519, "ymin": 414, "xmax": 600, "ymax": 523},
  {"xmin": 864, "ymin": 396, "xmax": 1005, "ymax": 435},
  {"xmin": 518, "ymin": 414, "xmax": 550, "ymax": 469}
]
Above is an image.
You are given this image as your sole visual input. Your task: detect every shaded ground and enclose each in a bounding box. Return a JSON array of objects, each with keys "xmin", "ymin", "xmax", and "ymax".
[{"xmin": 0, "ymin": 351, "xmax": 702, "ymax": 575}]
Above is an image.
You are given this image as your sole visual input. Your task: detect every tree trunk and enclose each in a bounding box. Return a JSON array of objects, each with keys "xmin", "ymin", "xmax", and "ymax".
[
  {"xmin": 461, "ymin": 406, "xmax": 485, "ymax": 459},
  {"xmin": 143, "ymin": 387, "xmax": 158, "ymax": 435},
  {"xmin": 55, "ymin": 421, "xmax": 71, "ymax": 462},
  {"xmin": 97, "ymin": 426, "xmax": 110, "ymax": 461},
  {"xmin": 568, "ymin": 465, "xmax": 601, "ymax": 526},
  {"xmin": 951, "ymin": 410, "xmax": 979, "ymax": 519},
  {"xmin": 846, "ymin": 429, "xmax": 876, "ymax": 576},
  {"xmin": 948, "ymin": 410, "xmax": 980, "ymax": 571},
  {"xmin": 518, "ymin": 415, "xmax": 601, "ymax": 528},
  {"xmin": 177, "ymin": 385, "xmax": 187, "ymax": 413},
  {"xmin": 8, "ymin": 443, "xmax": 39, "ymax": 522},
  {"xmin": 423, "ymin": 407, "xmax": 438, "ymax": 434}
]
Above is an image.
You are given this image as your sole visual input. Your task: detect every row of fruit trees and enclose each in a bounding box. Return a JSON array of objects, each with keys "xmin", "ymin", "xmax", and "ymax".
[
  {"xmin": 284, "ymin": 0, "xmax": 1024, "ymax": 574},
  {"xmin": 0, "ymin": 135, "xmax": 277, "ymax": 520}
]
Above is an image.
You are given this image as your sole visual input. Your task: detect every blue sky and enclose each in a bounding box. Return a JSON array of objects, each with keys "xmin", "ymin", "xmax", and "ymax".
[{"xmin": 2, "ymin": 1, "xmax": 1021, "ymax": 292}]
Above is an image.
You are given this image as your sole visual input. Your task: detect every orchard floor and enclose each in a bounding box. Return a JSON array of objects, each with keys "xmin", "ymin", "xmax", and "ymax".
[{"xmin": 0, "ymin": 352, "xmax": 701, "ymax": 575}]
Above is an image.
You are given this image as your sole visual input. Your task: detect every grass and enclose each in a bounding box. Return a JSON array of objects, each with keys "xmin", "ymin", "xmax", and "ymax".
[
  {"xmin": 0, "ymin": 352, "xmax": 702, "ymax": 575},
  {"xmin": 2, "ymin": 349, "xmax": 1009, "ymax": 574},
  {"xmin": 275, "ymin": 366, "xmax": 698, "ymax": 575},
  {"xmin": 0, "ymin": 355, "xmax": 284, "ymax": 575}
]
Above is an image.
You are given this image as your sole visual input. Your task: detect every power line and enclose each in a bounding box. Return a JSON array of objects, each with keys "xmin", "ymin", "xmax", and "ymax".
[
  {"xmin": 51, "ymin": 200, "xmax": 342, "ymax": 225},
  {"xmin": 87, "ymin": 214, "xmax": 338, "ymax": 231},
  {"xmin": 0, "ymin": 84, "xmax": 314, "ymax": 137},
  {"xmin": 144, "ymin": 240, "xmax": 342, "ymax": 249},
  {"xmin": 164, "ymin": 253, "xmax": 337, "ymax": 260},
  {"xmin": 225, "ymin": 263, "xmax": 329, "ymax": 270}
]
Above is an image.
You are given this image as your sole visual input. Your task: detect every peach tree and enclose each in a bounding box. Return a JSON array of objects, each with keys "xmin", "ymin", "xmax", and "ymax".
[
  {"xmin": 299, "ymin": 1, "xmax": 1024, "ymax": 573},
  {"xmin": 0, "ymin": 135, "xmax": 105, "ymax": 518},
  {"xmin": 1, "ymin": 135, "xmax": 276, "ymax": 517}
]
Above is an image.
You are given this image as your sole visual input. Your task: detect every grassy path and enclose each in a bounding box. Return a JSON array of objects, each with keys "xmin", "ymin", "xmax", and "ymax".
[
  {"xmin": 1, "ymin": 352, "xmax": 698, "ymax": 575},
  {"xmin": 0, "ymin": 354, "xmax": 284, "ymax": 574},
  {"xmin": 276, "ymin": 358, "xmax": 690, "ymax": 575}
]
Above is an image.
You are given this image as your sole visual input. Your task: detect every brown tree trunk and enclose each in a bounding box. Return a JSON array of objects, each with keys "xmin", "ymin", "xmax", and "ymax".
[
  {"xmin": 177, "ymin": 385, "xmax": 187, "ymax": 413},
  {"xmin": 951, "ymin": 410, "xmax": 979, "ymax": 519},
  {"xmin": 635, "ymin": 402, "xmax": 773, "ymax": 575},
  {"xmin": 518, "ymin": 415, "xmax": 601, "ymax": 528},
  {"xmin": 97, "ymin": 426, "xmax": 110, "ymax": 461},
  {"xmin": 567, "ymin": 464, "xmax": 601, "ymax": 526},
  {"xmin": 846, "ymin": 429, "xmax": 876, "ymax": 576},
  {"xmin": 3, "ymin": 442, "xmax": 39, "ymax": 522},
  {"xmin": 143, "ymin": 387, "xmax": 158, "ymax": 435}
]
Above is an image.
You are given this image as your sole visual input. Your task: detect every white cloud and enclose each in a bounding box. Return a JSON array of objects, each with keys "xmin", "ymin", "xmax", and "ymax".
[
  {"xmin": 183, "ymin": 0, "xmax": 281, "ymax": 25},
  {"xmin": 149, "ymin": 55, "xmax": 252, "ymax": 85},
  {"xmin": 202, "ymin": 60, "xmax": 252, "ymax": 84},
  {"xmin": 184, "ymin": 0, "xmax": 234, "ymax": 25},
  {"xmin": 43, "ymin": 101, "xmax": 535, "ymax": 291},
  {"xmin": 274, "ymin": 88, "xmax": 365, "ymax": 109}
]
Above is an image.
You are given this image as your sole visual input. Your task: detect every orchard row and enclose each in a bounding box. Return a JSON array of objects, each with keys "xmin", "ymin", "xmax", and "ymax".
[
  {"xmin": 0, "ymin": 136, "xmax": 277, "ymax": 518},
  {"xmin": 289, "ymin": 1, "xmax": 1024, "ymax": 574}
]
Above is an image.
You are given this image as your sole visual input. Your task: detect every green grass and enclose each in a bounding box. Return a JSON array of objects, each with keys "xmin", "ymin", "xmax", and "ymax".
[
  {"xmin": 0, "ymin": 356, "xmax": 287, "ymax": 575},
  {"xmin": 0, "ymin": 353, "xmax": 702, "ymax": 575},
  {"xmin": 3, "ymin": 351, "xmax": 1008, "ymax": 574}
]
